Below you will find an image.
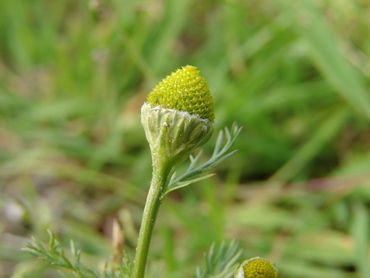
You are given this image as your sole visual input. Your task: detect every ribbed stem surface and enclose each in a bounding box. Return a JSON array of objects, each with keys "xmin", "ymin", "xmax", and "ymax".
[{"xmin": 133, "ymin": 160, "xmax": 170, "ymax": 278}]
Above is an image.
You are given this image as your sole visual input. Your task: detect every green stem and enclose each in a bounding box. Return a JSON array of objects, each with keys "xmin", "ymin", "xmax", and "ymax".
[{"xmin": 133, "ymin": 160, "xmax": 170, "ymax": 278}]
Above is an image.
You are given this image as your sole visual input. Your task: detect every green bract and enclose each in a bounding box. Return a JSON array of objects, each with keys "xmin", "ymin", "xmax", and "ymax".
[
  {"xmin": 147, "ymin": 65, "xmax": 214, "ymax": 121},
  {"xmin": 141, "ymin": 102, "xmax": 213, "ymax": 167}
]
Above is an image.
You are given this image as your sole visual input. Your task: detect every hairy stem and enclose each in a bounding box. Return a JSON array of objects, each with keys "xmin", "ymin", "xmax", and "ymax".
[{"xmin": 133, "ymin": 159, "xmax": 170, "ymax": 278}]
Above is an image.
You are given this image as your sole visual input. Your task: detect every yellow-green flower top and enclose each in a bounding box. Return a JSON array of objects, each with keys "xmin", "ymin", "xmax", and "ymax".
[
  {"xmin": 147, "ymin": 65, "xmax": 214, "ymax": 121},
  {"xmin": 242, "ymin": 258, "xmax": 277, "ymax": 278}
]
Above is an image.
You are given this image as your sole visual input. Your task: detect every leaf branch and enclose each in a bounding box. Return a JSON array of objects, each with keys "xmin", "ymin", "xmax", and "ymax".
[{"xmin": 163, "ymin": 124, "xmax": 242, "ymax": 197}]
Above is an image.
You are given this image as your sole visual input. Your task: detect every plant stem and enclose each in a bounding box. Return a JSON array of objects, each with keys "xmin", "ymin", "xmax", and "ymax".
[{"xmin": 133, "ymin": 160, "xmax": 170, "ymax": 278}]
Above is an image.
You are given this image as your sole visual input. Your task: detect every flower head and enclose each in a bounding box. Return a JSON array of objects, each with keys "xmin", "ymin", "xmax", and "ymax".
[
  {"xmin": 235, "ymin": 257, "xmax": 278, "ymax": 278},
  {"xmin": 147, "ymin": 65, "xmax": 214, "ymax": 121},
  {"xmin": 141, "ymin": 66, "xmax": 214, "ymax": 167}
]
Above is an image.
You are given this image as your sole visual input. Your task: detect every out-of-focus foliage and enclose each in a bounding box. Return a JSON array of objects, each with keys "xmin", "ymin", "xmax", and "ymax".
[
  {"xmin": 196, "ymin": 241, "xmax": 241, "ymax": 278},
  {"xmin": 0, "ymin": 0, "xmax": 369, "ymax": 277}
]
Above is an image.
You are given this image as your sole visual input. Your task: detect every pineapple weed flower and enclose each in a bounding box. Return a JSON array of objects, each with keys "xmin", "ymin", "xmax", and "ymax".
[
  {"xmin": 133, "ymin": 66, "xmax": 215, "ymax": 278},
  {"xmin": 141, "ymin": 66, "xmax": 214, "ymax": 168},
  {"xmin": 235, "ymin": 257, "xmax": 278, "ymax": 278},
  {"xmin": 134, "ymin": 66, "xmax": 256, "ymax": 278}
]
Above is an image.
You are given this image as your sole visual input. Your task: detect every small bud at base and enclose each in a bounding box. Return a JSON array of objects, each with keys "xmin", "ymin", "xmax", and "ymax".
[{"xmin": 235, "ymin": 257, "xmax": 278, "ymax": 278}]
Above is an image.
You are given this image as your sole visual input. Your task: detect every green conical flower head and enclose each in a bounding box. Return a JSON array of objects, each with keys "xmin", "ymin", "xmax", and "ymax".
[
  {"xmin": 147, "ymin": 65, "xmax": 214, "ymax": 121},
  {"xmin": 242, "ymin": 258, "xmax": 277, "ymax": 278}
]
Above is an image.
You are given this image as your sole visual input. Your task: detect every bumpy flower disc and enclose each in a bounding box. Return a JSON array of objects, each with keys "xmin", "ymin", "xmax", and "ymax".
[
  {"xmin": 241, "ymin": 257, "xmax": 277, "ymax": 278},
  {"xmin": 147, "ymin": 65, "xmax": 214, "ymax": 121}
]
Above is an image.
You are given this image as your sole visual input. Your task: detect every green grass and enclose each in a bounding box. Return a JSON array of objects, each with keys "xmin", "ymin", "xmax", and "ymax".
[{"xmin": 0, "ymin": 0, "xmax": 369, "ymax": 277}]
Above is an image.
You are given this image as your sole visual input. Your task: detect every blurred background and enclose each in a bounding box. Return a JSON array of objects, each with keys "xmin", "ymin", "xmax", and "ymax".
[{"xmin": 0, "ymin": 0, "xmax": 369, "ymax": 277}]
